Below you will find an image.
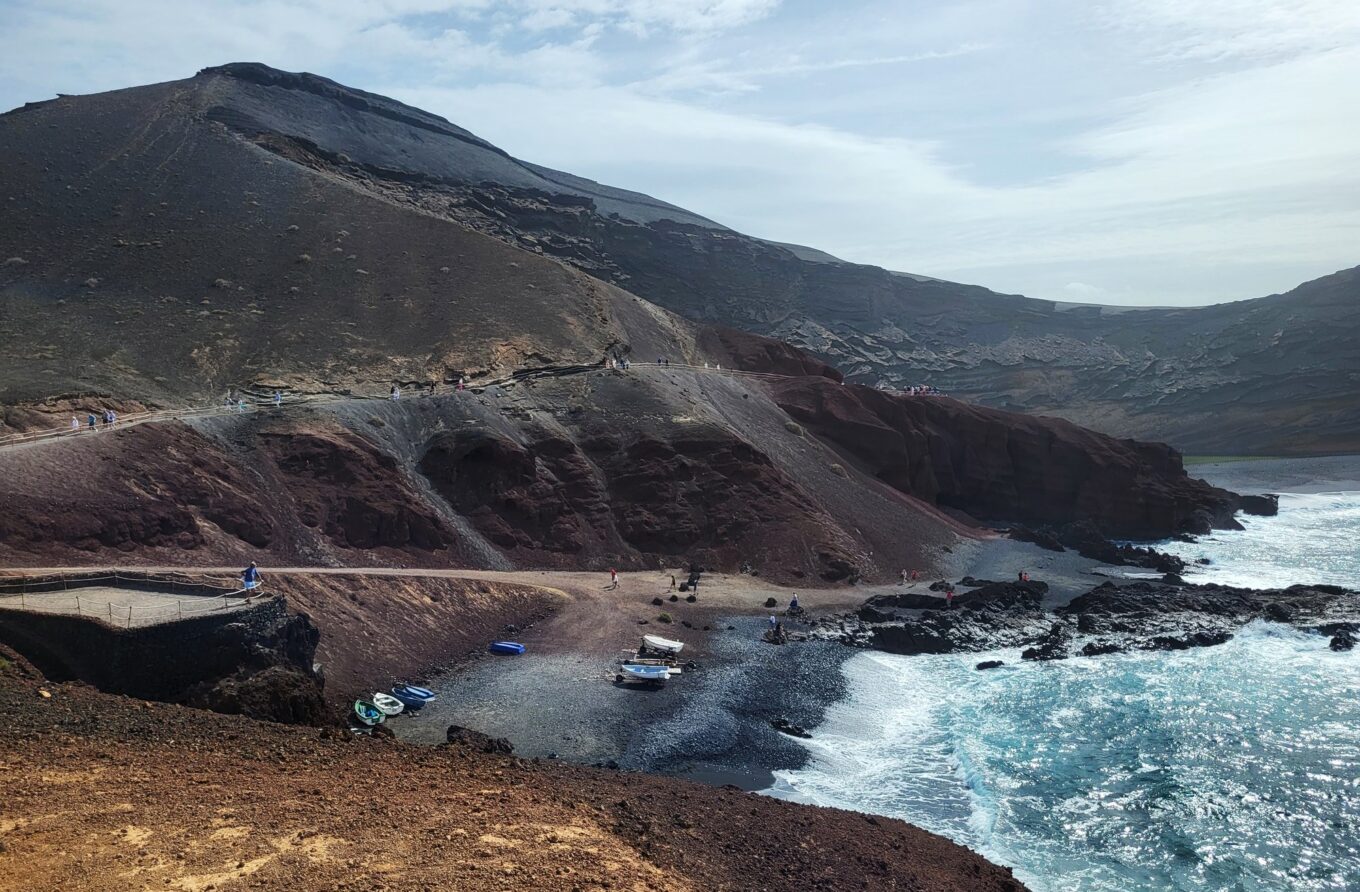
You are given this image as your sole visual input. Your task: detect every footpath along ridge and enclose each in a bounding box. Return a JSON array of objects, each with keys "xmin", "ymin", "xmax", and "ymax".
[{"xmin": 0, "ymin": 361, "xmax": 857, "ymax": 453}]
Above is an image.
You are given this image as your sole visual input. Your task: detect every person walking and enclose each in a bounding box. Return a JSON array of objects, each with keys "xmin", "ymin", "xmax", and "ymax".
[
  {"xmin": 237, "ymin": 399, "xmax": 247, "ymax": 413},
  {"xmin": 87, "ymin": 412, "xmax": 97, "ymax": 432},
  {"xmin": 70, "ymin": 416, "xmax": 80, "ymax": 432},
  {"xmin": 945, "ymin": 589, "xmax": 955, "ymax": 609},
  {"xmin": 241, "ymin": 562, "xmax": 261, "ymax": 592},
  {"xmin": 669, "ymin": 574, "xmax": 677, "ymax": 591},
  {"xmin": 108, "ymin": 409, "xmax": 117, "ymax": 427},
  {"xmin": 609, "ymin": 567, "xmax": 619, "ymax": 590},
  {"xmin": 390, "ymin": 384, "xmax": 400, "ymax": 401},
  {"xmin": 273, "ymin": 390, "xmax": 283, "ymax": 407}
]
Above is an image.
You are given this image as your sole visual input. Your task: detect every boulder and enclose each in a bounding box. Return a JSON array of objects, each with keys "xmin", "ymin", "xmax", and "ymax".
[
  {"xmin": 445, "ymin": 725, "xmax": 514, "ymax": 754},
  {"xmin": 1238, "ymin": 494, "xmax": 1279, "ymax": 516},
  {"xmin": 770, "ymin": 718, "xmax": 812, "ymax": 738},
  {"xmin": 975, "ymin": 660, "xmax": 1004, "ymax": 671}
]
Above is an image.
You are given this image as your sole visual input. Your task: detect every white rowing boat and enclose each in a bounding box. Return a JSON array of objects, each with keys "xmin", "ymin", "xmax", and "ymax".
[{"xmin": 641, "ymin": 634, "xmax": 684, "ymax": 654}]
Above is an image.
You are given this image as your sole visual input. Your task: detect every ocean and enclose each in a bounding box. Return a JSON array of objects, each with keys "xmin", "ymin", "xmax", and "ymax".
[{"xmin": 770, "ymin": 471, "xmax": 1360, "ymax": 891}]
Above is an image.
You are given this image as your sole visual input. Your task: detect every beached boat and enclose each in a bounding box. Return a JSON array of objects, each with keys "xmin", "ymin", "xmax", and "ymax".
[
  {"xmin": 641, "ymin": 634, "xmax": 684, "ymax": 654},
  {"xmin": 353, "ymin": 700, "xmax": 385, "ymax": 726},
  {"xmin": 616, "ymin": 663, "xmax": 670, "ymax": 684},
  {"xmin": 371, "ymin": 692, "xmax": 405, "ymax": 716},
  {"xmin": 391, "ymin": 684, "xmax": 436, "ymax": 709},
  {"xmin": 488, "ymin": 641, "xmax": 526, "ymax": 655}
]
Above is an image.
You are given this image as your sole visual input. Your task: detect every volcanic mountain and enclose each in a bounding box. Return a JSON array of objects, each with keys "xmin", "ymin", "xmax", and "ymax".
[{"xmin": 0, "ymin": 63, "xmax": 1254, "ymax": 579}]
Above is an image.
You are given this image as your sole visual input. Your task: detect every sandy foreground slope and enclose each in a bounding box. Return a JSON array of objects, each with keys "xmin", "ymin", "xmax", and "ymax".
[{"xmin": 0, "ymin": 661, "xmax": 1027, "ymax": 892}]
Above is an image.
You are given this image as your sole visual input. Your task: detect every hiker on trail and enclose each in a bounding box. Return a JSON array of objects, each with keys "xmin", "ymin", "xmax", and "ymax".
[
  {"xmin": 911, "ymin": 569, "xmax": 920, "ymax": 582},
  {"xmin": 102, "ymin": 410, "xmax": 112, "ymax": 428},
  {"xmin": 609, "ymin": 568, "xmax": 619, "ymax": 589},
  {"xmin": 390, "ymin": 385, "xmax": 400, "ymax": 401},
  {"xmin": 237, "ymin": 399, "xmax": 247, "ymax": 413},
  {"xmin": 669, "ymin": 575, "xmax": 677, "ymax": 591},
  {"xmin": 790, "ymin": 594, "xmax": 801, "ymax": 612},
  {"xmin": 108, "ymin": 410, "xmax": 117, "ymax": 427},
  {"xmin": 900, "ymin": 569, "xmax": 909, "ymax": 585},
  {"xmin": 273, "ymin": 390, "xmax": 282, "ymax": 407},
  {"xmin": 87, "ymin": 412, "xmax": 97, "ymax": 432},
  {"xmin": 70, "ymin": 416, "xmax": 79, "ymax": 432},
  {"xmin": 945, "ymin": 589, "xmax": 955, "ymax": 609},
  {"xmin": 457, "ymin": 377, "xmax": 465, "ymax": 391},
  {"xmin": 241, "ymin": 562, "xmax": 261, "ymax": 592}
]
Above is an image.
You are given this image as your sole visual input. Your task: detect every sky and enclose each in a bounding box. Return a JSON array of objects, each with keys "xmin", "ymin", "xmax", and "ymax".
[{"xmin": 2, "ymin": 0, "xmax": 1358, "ymax": 306}]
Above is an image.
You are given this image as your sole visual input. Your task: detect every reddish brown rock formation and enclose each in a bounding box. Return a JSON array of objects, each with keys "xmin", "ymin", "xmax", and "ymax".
[
  {"xmin": 418, "ymin": 424, "xmax": 864, "ymax": 580},
  {"xmin": 0, "ymin": 423, "xmax": 274, "ymax": 559},
  {"xmin": 769, "ymin": 377, "xmax": 1238, "ymax": 539},
  {"xmin": 260, "ymin": 426, "xmax": 453, "ymax": 552}
]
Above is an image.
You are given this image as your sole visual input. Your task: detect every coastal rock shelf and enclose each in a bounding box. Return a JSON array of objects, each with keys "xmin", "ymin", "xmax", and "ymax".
[{"xmin": 817, "ymin": 579, "xmax": 1360, "ymax": 661}]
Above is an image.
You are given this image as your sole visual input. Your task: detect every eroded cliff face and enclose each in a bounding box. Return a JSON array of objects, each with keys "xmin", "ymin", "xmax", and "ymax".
[{"xmin": 768, "ymin": 376, "xmax": 1238, "ymax": 539}]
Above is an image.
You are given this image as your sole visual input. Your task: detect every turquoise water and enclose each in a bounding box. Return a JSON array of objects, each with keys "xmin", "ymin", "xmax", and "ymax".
[{"xmin": 771, "ymin": 492, "xmax": 1360, "ymax": 891}]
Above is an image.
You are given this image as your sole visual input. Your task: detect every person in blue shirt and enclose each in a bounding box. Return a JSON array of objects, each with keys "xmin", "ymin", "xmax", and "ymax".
[{"xmin": 242, "ymin": 562, "xmax": 261, "ymax": 591}]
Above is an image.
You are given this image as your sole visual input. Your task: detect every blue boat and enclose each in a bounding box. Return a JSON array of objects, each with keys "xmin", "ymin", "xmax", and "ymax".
[
  {"xmin": 488, "ymin": 641, "xmax": 526, "ymax": 655},
  {"xmin": 616, "ymin": 664, "xmax": 670, "ymax": 684},
  {"xmin": 390, "ymin": 684, "xmax": 437, "ymax": 709}
]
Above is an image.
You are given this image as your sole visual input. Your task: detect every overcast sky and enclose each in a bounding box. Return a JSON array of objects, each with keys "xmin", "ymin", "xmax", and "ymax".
[{"xmin": 3, "ymin": 0, "xmax": 1358, "ymax": 305}]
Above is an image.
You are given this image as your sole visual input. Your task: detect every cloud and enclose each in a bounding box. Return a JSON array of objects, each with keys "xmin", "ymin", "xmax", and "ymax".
[{"xmin": 0, "ymin": 0, "xmax": 1356, "ymax": 306}]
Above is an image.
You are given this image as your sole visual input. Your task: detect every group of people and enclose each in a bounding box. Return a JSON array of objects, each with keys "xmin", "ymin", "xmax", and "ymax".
[
  {"xmin": 71, "ymin": 409, "xmax": 118, "ymax": 432},
  {"xmin": 902, "ymin": 385, "xmax": 944, "ymax": 396}
]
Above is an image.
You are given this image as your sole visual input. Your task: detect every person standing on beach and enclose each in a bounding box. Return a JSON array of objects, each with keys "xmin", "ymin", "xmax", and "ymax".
[
  {"xmin": 900, "ymin": 569, "xmax": 908, "ymax": 585},
  {"xmin": 669, "ymin": 574, "xmax": 677, "ymax": 591},
  {"xmin": 609, "ymin": 568, "xmax": 619, "ymax": 590},
  {"xmin": 945, "ymin": 589, "xmax": 955, "ymax": 609}
]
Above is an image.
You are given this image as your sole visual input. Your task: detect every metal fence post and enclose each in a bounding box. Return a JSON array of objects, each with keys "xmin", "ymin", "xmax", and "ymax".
[
  {"xmin": 128, "ymin": 605, "xmax": 133, "ymax": 627},
  {"xmin": 108, "ymin": 603, "xmax": 113, "ymax": 621},
  {"xmin": 75, "ymin": 596, "xmax": 80, "ymax": 615}
]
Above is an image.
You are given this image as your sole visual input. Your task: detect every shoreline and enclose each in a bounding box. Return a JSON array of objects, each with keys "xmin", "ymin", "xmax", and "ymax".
[{"xmin": 387, "ymin": 538, "xmax": 1118, "ymax": 789}]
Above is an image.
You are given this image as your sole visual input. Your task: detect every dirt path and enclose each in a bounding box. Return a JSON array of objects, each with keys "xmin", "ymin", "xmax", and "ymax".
[
  {"xmin": 1, "ymin": 565, "xmax": 872, "ymax": 651},
  {"xmin": 0, "ymin": 363, "xmax": 810, "ymax": 453}
]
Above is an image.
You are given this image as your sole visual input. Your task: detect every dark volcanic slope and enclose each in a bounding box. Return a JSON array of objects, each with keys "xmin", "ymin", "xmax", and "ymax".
[
  {"xmin": 23, "ymin": 64, "xmax": 1344, "ymax": 454},
  {"xmin": 0, "ymin": 69, "xmax": 692, "ymax": 404}
]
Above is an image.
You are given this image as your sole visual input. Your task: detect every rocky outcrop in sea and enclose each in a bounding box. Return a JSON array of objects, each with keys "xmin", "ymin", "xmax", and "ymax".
[{"xmin": 814, "ymin": 579, "xmax": 1360, "ymax": 662}]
